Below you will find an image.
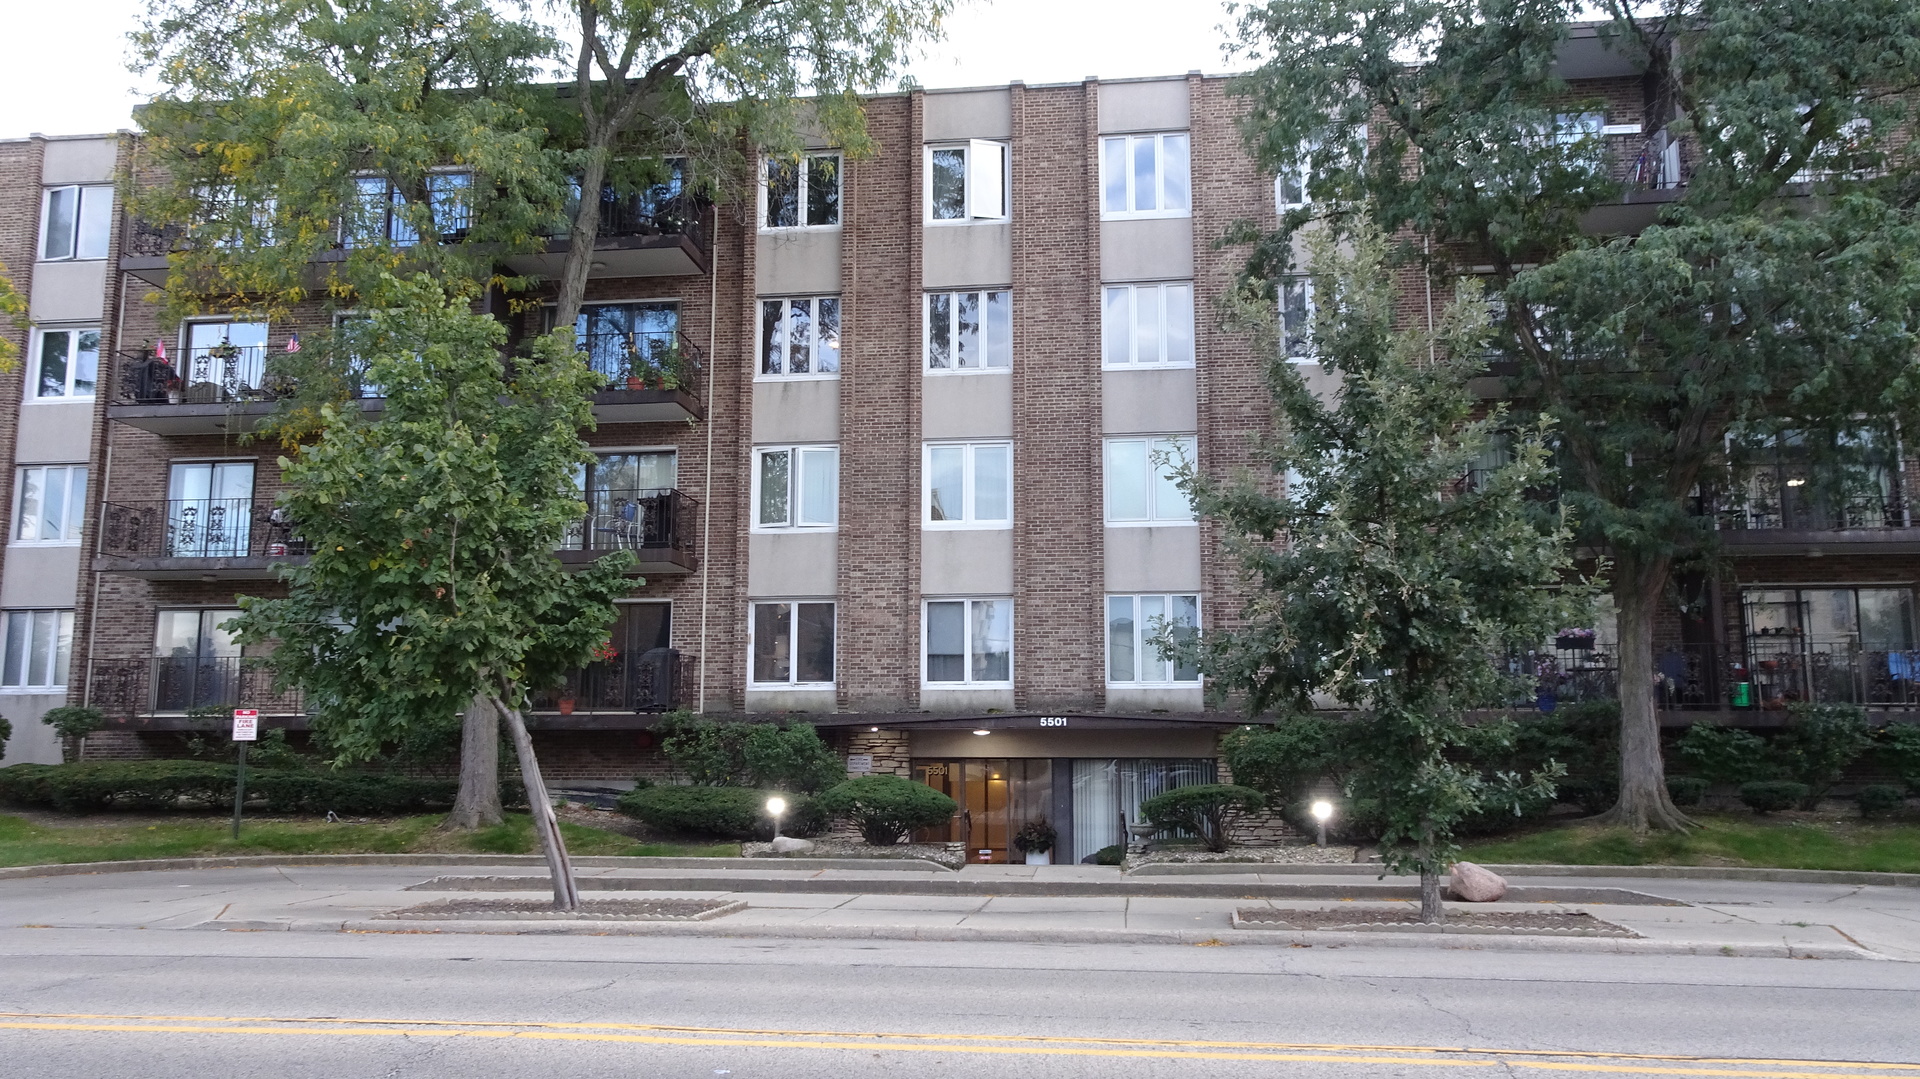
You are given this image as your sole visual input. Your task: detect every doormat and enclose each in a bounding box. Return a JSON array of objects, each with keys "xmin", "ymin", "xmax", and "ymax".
[
  {"xmin": 376, "ymin": 898, "xmax": 747, "ymax": 922},
  {"xmin": 1232, "ymin": 909, "xmax": 1637, "ymax": 936}
]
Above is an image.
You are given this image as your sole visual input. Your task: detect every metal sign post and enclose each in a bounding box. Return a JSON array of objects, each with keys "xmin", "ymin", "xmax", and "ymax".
[{"xmin": 231, "ymin": 709, "xmax": 258, "ymax": 840}]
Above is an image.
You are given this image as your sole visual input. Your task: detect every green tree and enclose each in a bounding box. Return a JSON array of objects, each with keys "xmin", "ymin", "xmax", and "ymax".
[
  {"xmin": 0, "ymin": 262, "xmax": 25, "ymax": 371},
  {"xmin": 227, "ymin": 279, "xmax": 633, "ymax": 908},
  {"xmin": 1178, "ymin": 221, "xmax": 1576, "ymax": 922},
  {"xmin": 1228, "ymin": 0, "xmax": 1920, "ymax": 832}
]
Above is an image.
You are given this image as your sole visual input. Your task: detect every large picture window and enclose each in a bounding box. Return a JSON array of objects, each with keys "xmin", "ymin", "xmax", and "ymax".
[
  {"xmin": 754, "ymin": 446, "xmax": 839, "ymax": 530},
  {"xmin": 1104, "ymin": 437, "xmax": 1196, "ymax": 524},
  {"xmin": 925, "ymin": 290, "xmax": 1011, "ymax": 371},
  {"xmin": 760, "ymin": 297, "xmax": 841, "ymax": 377},
  {"xmin": 153, "ymin": 608, "xmax": 243, "ymax": 712},
  {"xmin": 31, "ymin": 327, "xmax": 100, "ymax": 399},
  {"xmin": 1106, "ymin": 594, "xmax": 1201, "ymax": 685},
  {"xmin": 924, "ymin": 598, "xmax": 1012, "ymax": 685},
  {"xmin": 13, "ymin": 465, "xmax": 87, "ymax": 544},
  {"xmin": 762, "ymin": 153, "xmax": 841, "ymax": 229},
  {"xmin": 1099, "ymin": 133, "xmax": 1191, "ymax": 218},
  {"xmin": 1102, "ymin": 283, "xmax": 1194, "ymax": 368},
  {"xmin": 1, "ymin": 610, "xmax": 73, "ymax": 691},
  {"xmin": 751, "ymin": 601, "xmax": 836, "ymax": 686},
  {"xmin": 924, "ymin": 442, "xmax": 1012, "ymax": 528}
]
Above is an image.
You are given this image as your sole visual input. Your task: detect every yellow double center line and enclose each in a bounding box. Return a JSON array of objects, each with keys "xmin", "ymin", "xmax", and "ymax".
[{"xmin": 0, "ymin": 1011, "xmax": 1910, "ymax": 1076}]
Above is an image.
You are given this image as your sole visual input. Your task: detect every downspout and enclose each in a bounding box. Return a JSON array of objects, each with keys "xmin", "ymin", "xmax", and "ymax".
[{"xmin": 696, "ymin": 203, "xmax": 718, "ymax": 714}]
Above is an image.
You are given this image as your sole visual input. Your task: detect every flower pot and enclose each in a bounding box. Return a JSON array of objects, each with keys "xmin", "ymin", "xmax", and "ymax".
[
  {"xmin": 557, "ymin": 699, "xmax": 576, "ymax": 715},
  {"xmin": 625, "ymin": 377, "xmax": 644, "ymax": 390},
  {"xmin": 1555, "ymin": 634, "xmax": 1594, "ymax": 651},
  {"xmin": 166, "ymin": 390, "xmax": 184, "ymax": 404},
  {"xmin": 266, "ymin": 542, "xmax": 288, "ymax": 556},
  {"xmin": 1023, "ymin": 849, "xmax": 1051, "ymax": 866}
]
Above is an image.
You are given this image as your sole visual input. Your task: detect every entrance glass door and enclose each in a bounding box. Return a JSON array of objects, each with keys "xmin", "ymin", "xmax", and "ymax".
[{"xmin": 911, "ymin": 758, "xmax": 1051, "ymax": 864}]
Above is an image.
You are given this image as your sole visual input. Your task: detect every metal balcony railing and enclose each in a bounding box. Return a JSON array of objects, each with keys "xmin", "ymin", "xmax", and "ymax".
[
  {"xmin": 89, "ymin": 656, "xmax": 303, "ymax": 720},
  {"xmin": 1694, "ymin": 484, "xmax": 1910, "ymax": 532},
  {"xmin": 559, "ymin": 488, "xmax": 696, "ymax": 557},
  {"xmin": 99, "ymin": 499, "xmax": 303, "ymax": 561},
  {"xmin": 576, "ymin": 330, "xmax": 704, "ymax": 399},
  {"xmin": 116, "ymin": 345, "xmax": 284, "ymax": 405},
  {"xmin": 528, "ymin": 648, "xmax": 691, "ymax": 715}
]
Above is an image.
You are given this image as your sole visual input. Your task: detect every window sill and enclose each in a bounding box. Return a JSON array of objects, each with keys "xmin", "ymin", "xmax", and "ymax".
[
  {"xmin": 1100, "ymin": 210, "xmax": 1192, "ymax": 222},
  {"xmin": 1100, "ymin": 363, "xmax": 1196, "ymax": 373},
  {"xmin": 0, "ymin": 686, "xmax": 69, "ymax": 694},
  {"xmin": 26, "ymin": 396, "xmax": 98, "ymax": 404},
  {"xmin": 750, "ymin": 526, "xmax": 840, "ymax": 535},
  {"xmin": 754, "ymin": 373, "xmax": 841, "ymax": 383},
  {"xmin": 924, "ymin": 366, "xmax": 1011, "ymax": 376},
  {"xmin": 748, "ymin": 682, "xmax": 837, "ymax": 691},
  {"xmin": 758, "ymin": 224, "xmax": 843, "ymax": 235},
  {"xmin": 921, "ymin": 681, "xmax": 1014, "ymax": 691},
  {"xmin": 1104, "ymin": 519, "xmax": 1198, "ymax": 528},
  {"xmin": 922, "ymin": 522, "xmax": 1013, "ymax": 531},
  {"xmin": 7, "ymin": 540, "xmax": 83, "ymax": 549},
  {"xmin": 923, "ymin": 217, "xmax": 1012, "ymax": 227},
  {"xmin": 35, "ymin": 257, "xmax": 109, "ymax": 265},
  {"xmin": 1105, "ymin": 681, "xmax": 1204, "ymax": 690}
]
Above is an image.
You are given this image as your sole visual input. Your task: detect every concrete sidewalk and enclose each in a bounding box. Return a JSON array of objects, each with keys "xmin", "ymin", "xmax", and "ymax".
[{"xmin": 3, "ymin": 860, "xmax": 1918, "ymax": 960}]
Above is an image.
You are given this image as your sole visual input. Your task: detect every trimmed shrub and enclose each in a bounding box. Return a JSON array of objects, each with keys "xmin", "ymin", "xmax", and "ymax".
[
  {"xmin": 1665, "ymin": 776, "xmax": 1709, "ymax": 807},
  {"xmin": 1556, "ymin": 777, "xmax": 1620, "ymax": 816},
  {"xmin": 0, "ymin": 760, "xmax": 461, "ymax": 814},
  {"xmin": 250, "ymin": 772, "xmax": 458, "ymax": 815},
  {"xmin": 1140, "ymin": 784, "xmax": 1266, "ymax": 853},
  {"xmin": 1739, "ymin": 780, "xmax": 1810, "ymax": 815},
  {"xmin": 1876, "ymin": 724, "xmax": 1920, "ymax": 792},
  {"xmin": 1221, "ymin": 716, "xmax": 1347, "ymax": 803},
  {"xmin": 0, "ymin": 713, "xmax": 10, "ymax": 758},
  {"xmin": 1089, "ymin": 844, "xmax": 1125, "ymax": 866},
  {"xmin": 656, "ymin": 715, "xmax": 844, "ymax": 793},
  {"xmin": 1857, "ymin": 784, "xmax": 1906, "ymax": 819},
  {"xmin": 1776, "ymin": 704, "xmax": 1873, "ymax": 807},
  {"xmin": 814, "ymin": 775, "xmax": 957, "ymax": 846},
  {"xmin": 618, "ymin": 785, "xmax": 774, "ymax": 838},
  {"xmin": 1676, "ymin": 725, "xmax": 1774, "ymax": 788}
]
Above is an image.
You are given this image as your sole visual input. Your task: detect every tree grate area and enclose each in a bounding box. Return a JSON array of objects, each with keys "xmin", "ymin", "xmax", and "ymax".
[
  {"xmin": 1234, "ymin": 909, "xmax": 1638, "ymax": 936},
  {"xmin": 376, "ymin": 898, "xmax": 747, "ymax": 921}
]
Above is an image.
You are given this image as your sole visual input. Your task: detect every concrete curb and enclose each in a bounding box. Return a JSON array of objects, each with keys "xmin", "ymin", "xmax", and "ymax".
[
  {"xmin": 174, "ymin": 916, "xmax": 1887, "ymax": 960},
  {"xmin": 1128, "ymin": 862, "xmax": 1920, "ymax": 887},
  {"xmin": 0, "ymin": 853, "xmax": 951, "ymax": 882}
]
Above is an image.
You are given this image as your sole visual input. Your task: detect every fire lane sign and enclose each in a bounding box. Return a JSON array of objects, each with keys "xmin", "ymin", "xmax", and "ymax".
[{"xmin": 232, "ymin": 709, "xmax": 259, "ymax": 741}]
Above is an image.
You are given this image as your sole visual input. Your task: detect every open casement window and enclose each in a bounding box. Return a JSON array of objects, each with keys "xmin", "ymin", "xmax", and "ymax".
[
  {"xmin": 31, "ymin": 327, "xmax": 99, "ymax": 399},
  {"xmin": 762, "ymin": 153, "xmax": 841, "ymax": 229},
  {"xmin": 926, "ymin": 141, "xmax": 1009, "ymax": 221},
  {"xmin": 1278, "ymin": 278, "xmax": 1314, "ymax": 362},
  {"xmin": 759, "ymin": 297, "xmax": 841, "ymax": 377},
  {"xmin": 923, "ymin": 442, "xmax": 1012, "ymax": 528},
  {"xmin": 750, "ymin": 601, "xmax": 836, "ymax": 686},
  {"xmin": 1100, "ymin": 133, "xmax": 1191, "ymax": 218},
  {"xmin": 14, "ymin": 465, "xmax": 86, "ymax": 544},
  {"xmin": 1101, "ymin": 283, "xmax": 1194, "ymax": 367},
  {"xmin": 40, "ymin": 186, "xmax": 111, "ymax": 261},
  {"xmin": 924, "ymin": 598, "xmax": 1012, "ymax": 685},
  {"xmin": 925, "ymin": 290, "xmax": 1011, "ymax": 370},
  {"xmin": 1106, "ymin": 594, "xmax": 1200, "ymax": 685},
  {"xmin": 754, "ymin": 446, "xmax": 839, "ymax": 530},
  {"xmin": 1104, "ymin": 437, "xmax": 1196, "ymax": 524},
  {"xmin": 1, "ymin": 609, "xmax": 73, "ymax": 690}
]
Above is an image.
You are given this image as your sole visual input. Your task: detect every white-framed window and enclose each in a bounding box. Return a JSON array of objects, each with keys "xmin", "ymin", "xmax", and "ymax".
[
  {"xmin": 1, "ymin": 610, "xmax": 73, "ymax": 691},
  {"xmin": 759, "ymin": 296, "xmax": 841, "ymax": 378},
  {"xmin": 1273, "ymin": 130, "xmax": 1367, "ymax": 212},
  {"xmin": 1100, "ymin": 133, "xmax": 1191, "ymax": 218},
  {"xmin": 749, "ymin": 600, "xmax": 836, "ymax": 687},
  {"xmin": 1106, "ymin": 594, "xmax": 1201, "ymax": 686},
  {"xmin": 754, "ymin": 445, "xmax": 839, "ymax": 530},
  {"xmin": 761, "ymin": 152, "xmax": 841, "ymax": 229},
  {"xmin": 925, "ymin": 289, "xmax": 1011, "ymax": 371},
  {"xmin": 1104, "ymin": 436, "xmax": 1196, "ymax": 524},
  {"xmin": 1279, "ymin": 277, "xmax": 1315, "ymax": 362},
  {"xmin": 925, "ymin": 141, "xmax": 1009, "ymax": 222},
  {"xmin": 40, "ymin": 186, "xmax": 112, "ymax": 261},
  {"xmin": 924, "ymin": 597, "xmax": 1012, "ymax": 686},
  {"xmin": 1102, "ymin": 282, "xmax": 1194, "ymax": 368},
  {"xmin": 13, "ymin": 465, "xmax": 87, "ymax": 545},
  {"xmin": 923, "ymin": 442, "xmax": 1012, "ymax": 529},
  {"xmin": 30, "ymin": 326, "xmax": 100, "ymax": 399}
]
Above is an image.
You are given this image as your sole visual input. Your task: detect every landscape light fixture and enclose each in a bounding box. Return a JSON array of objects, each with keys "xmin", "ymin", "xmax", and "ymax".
[
  {"xmin": 1310, "ymin": 800, "xmax": 1334, "ymax": 848},
  {"xmin": 973, "ymin": 729, "xmax": 990, "ymax": 736},
  {"xmin": 766, "ymin": 795, "xmax": 787, "ymax": 841}
]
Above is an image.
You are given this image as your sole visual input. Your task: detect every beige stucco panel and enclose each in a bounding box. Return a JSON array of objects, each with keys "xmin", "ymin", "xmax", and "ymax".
[
  {"xmin": 0, "ymin": 697, "xmax": 66, "ymax": 765},
  {"xmin": 923, "ymin": 89, "xmax": 1013, "ymax": 141},
  {"xmin": 1096, "ymin": 79, "xmax": 1190, "ymax": 134},
  {"xmin": 755, "ymin": 230, "xmax": 842, "ymax": 295},
  {"xmin": 923, "ymin": 372, "xmax": 1013, "ymax": 438},
  {"xmin": 918, "ymin": 687, "xmax": 1016, "ymax": 714},
  {"xmin": 744, "ymin": 688, "xmax": 838, "ymax": 714},
  {"xmin": 1101, "ymin": 368, "xmax": 1197, "ymax": 435},
  {"xmin": 921, "ymin": 528, "xmax": 1014, "ymax": 595},
  {"xmin": 28, "ymin": 261, "xmax": 106, "ymax": 322},
  {"xmin": 922, "ymin": 223, "xmax": 1012, "ymax": 290},
  {"xmin": 0, "ymin": 545, "xmax": 82, "ymax": 608},
  {"xmin": 1099, "ymin": 218, "xmax": 1194, "ymax": 282},
  {"xmin": 16, "ymin": 402, "xmax": 95, "ymax": 463},
  {"xmin": 910, "ymin": 727, "xmax": 1216, "ymax": 758},
  {"xmin": 42, "ymin": 137, "xmax": 119, "ymax": 185},
  {"xmin": 746, "ymin": 531, "xmax": 839, "ymax": 597},
  {"xmin": 752, "ymin": 377, "xmax": 841, "ymax": 444},
  {"xmin": 1103, "ymin": 526, "xmax": 1202, "ymax": 593},
  {"xmin": 1103, "ymin": 686, "xmax": 1206, "ymax": 714}
]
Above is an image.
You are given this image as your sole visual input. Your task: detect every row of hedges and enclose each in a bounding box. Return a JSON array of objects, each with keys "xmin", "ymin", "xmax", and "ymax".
[
  {"xmin": 0, "ymin": 761, "xmax": 522, "ymax": 815},
  {"xmin": 619, "ymin": 775, "xmax": 958, "ymax": 844}
]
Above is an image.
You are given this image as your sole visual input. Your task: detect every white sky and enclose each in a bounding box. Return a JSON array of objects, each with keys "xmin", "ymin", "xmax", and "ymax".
[{"xmin": 0, "ymin": 0, "xmax": 1241, "ymax": 141}]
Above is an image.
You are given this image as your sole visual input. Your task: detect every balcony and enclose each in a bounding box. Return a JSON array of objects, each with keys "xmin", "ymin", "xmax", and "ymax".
[
  {"xmin": 1511, "ymin": 639, "xmax": 1920, "ymax": 722},
  {"xmin": 505, "ymin": 192, "xmax": 711, "ymax": 280},
  {"xmin": 88, "ymin": 656, "xmax": 304, "ymax": 728},
  {"xmin": 579, "ymin": 330, "xmax": 706, "ymax": 423},
  {"xmin": 95, "ymin": 498, "xmax": 306, "ymax": 580},
  {"xmin": 558, "ymin": 487, "xmax": 699, "ymax": 575},
  {"xmin": 526, "ymin": 648, "xmax": 692, "ymax": 728},
  {"xmin": 1693, "ymin": 479, "xmax": 1919, "ymax": 554}
]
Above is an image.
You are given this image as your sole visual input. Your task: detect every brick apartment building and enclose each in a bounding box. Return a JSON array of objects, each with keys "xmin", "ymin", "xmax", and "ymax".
[{"xmin": 2, "ymin": 32, "xmax": 1914, "ymax": 862}]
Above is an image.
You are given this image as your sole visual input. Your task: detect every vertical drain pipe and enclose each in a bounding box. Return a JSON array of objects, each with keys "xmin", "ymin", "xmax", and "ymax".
[{"xmin": 697, "ymin": 204, "xmax": 719, "ymax": 714}]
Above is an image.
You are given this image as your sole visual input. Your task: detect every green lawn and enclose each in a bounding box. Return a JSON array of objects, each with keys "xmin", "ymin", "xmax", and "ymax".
[
  {"xmin": 1459, "ymin": 813, "xmax": 1920, "ymax": 874},
  {"xmin": 0, "ymin": 813, "xmax": 738, "ymax": 868}
]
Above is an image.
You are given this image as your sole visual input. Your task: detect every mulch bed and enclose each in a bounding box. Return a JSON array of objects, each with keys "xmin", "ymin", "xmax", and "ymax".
[
  {"xmin": 1234, "ymin": 908, "xmax": 1638, "ymax": 936},
  {"xmin": 377, "ymin": 898, "xmax": 746, "ymax": 922}
]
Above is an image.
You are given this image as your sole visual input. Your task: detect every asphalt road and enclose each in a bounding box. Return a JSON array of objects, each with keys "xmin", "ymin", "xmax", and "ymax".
[{"xmin": 0, "ymin": 929, "xmax": 1916, "ymax": 1077}]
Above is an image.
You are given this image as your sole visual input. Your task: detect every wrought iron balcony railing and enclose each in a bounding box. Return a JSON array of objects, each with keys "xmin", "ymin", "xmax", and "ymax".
[
  {"xmin": 1693, "ymin": 485, "xmax": 1911, "ymax": 532},
  {"xmin": 527, "ymin": 648, "xmax": 691, "ymax": 715},
  {"xmin": 576, "ymin": 330, "xmax": 704, "ymax": 399},
  {"xmin": 559, "ymin": 487, "xmax": 697, "ymax": 557},
  {"xmin": 89, "ymin": 656, "xmax": 303, "ymax": 720},
  {"xmin": 115, "ymin": 345, "xmax": 285, "ymax": 405},
  {"xmin": 100, "ymin": 499, "xmax": 304, "ymax": 561}
]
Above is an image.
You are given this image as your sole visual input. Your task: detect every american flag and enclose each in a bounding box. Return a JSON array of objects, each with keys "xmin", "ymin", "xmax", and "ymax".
[
  {"xmin": 285, "ymin": 332, "xmax": 301, "ymax": 353},
  {"xmin": 154, "ymin": 339, "xmax": 167, "ymax": 361}
]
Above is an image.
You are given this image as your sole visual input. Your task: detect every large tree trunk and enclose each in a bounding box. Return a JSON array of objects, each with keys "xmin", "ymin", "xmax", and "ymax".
[
  {"xmin": 441, "ymin": 693, "xmax": 503, "ymax": 831},
  {"xmin": 494, "ymin": 695, "xmax": 580, "ymax": 910},
  {"xmin": 1594, "ymin": 558, "xmax": 1694, "ymax": 833},
  {"xmin": 551, "ymin": 148, "xmax": 610, "ymax": 333},
  {"xmin": 1417, "ymin": 824, "xmax": 1445, "ymax": 924}
]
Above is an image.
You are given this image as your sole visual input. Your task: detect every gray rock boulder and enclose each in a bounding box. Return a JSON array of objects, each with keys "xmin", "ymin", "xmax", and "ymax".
[
  {"xmin": 770, "ymin": 836, "xmax": 815, "ymax": 854},
  {"xmin": 1448, "ymin": 861, "xmax": 1507, "ymax": 902}
]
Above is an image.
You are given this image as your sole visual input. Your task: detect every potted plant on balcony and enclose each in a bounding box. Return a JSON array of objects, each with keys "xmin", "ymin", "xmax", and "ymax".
[
  {"xmin": 165, "ymin": 373, "xmax": 184, "ymax": 405},
  {"xmin": 1555, "ymin": 627, "xmax": 1596, "ymax": 651},
  {"xmin": 1013, "ymin": 817, "xmax": 1058, "ymax": 866}
]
